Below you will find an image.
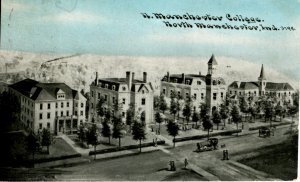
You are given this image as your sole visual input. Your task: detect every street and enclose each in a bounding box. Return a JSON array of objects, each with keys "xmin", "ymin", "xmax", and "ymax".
[{"xmin": 54, "ymin": 125, "xmax": 292, "ymax": 181}]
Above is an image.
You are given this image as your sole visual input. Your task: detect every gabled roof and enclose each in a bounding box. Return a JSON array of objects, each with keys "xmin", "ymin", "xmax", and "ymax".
[
  {"xmin": 208, "ymin": 54, "xmax": 218, "ymax": 65},
  {"xmin": 265, "ymin": 82, "xmax": 294, "ymax": 91},
  {"xmin": 228, "ymin": 81, "xmax": 260, "ymax": 89},
  {"xmin": 9, "ymin": 79, "xmax": 80, "ymax": 101},
  {"xmin": 161, "ymin": 74, "xmax": 206, "ymax": 84}
]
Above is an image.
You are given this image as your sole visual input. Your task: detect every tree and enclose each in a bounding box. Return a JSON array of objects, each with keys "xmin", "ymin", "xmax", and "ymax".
[
  {"xmin": 182, "ymin": 97, "xmax": 192, "ymax": 125},
  {"xmin": 86, "ymin": 124, "xmax": 99, "ymax": 160},
  {"xmin": 153, "ymin": 95, "xmax": 160, "ymax": 111},
  {"xmin": 202, "ymin": 114, "xmax": 213, "ymax": 140},
  {"xmin": 240, "ymin": 97, "xmax": 249, "ymax": 122},
  {"xmin": 212, "ymin": 110, "xmax": 222, "ymax": 130},
  {"xmin": 170, "ymin": 98, "xmax": 178, "ymax": 119},
  {"xmin": 78, "ymin": 124, "xmax": 87, "ymax": 145},
  {"xmin": 101, "ymin": 119, "xmax": 112, "ymax": 144},
  {"xmin": 264, "ymin": 102, "xmax": 275, "ymax": 127},
  {"xmin": 288, "ymin": 105, "xmax": 298, "ymax": 122},
  {"xmin": 96, "ymin": 96, "xmax": 106, "ymax": 122},
  {"xmin": 231, "ymin": 105, "xmax": 242, "ymax": 135},
  {"xmin": 41, "ymin": 128, "xmax": 52, "ymax": 154},
  {"xmin": 0, "ymin": 91, "xmax": 21, "ymax": 132},
  {"xmin": 126, "ymin": 104, "xmax": 135, "ymax": 131},
  {"xmin": 192, "ymin": 110, "xmax": 200, "ymax": 127},
  {"xmin": 155, "ymin": 112, "xmax": 163, "ymax": 134},
  {"xmin": 112, "ymin": 115, "xmax": 125, "ymax": 147},
  {"xmin": 132, "ymin": 121, "xmax": 146, "ymax": 153},
  {"xmin": 159, "ymin": 95, "xmax": 168, "ymax": 113},
  {"xmin": 275, "ymin": 104, "xmax": 283, "ymax": 122},
  {"xmin": 140, "ymin": 111, "xmax": 146, "ymax": 127},
  {"xmin": 27, "ymin": 132, "xmax": 39, "ymax": 167},
  {"xmin": 220, "ymin": 104, "xmax": 228, "ymax": 126},
  {"xmin": 200, "ymin": 103, "xmax": 209, "ymax": 121},
  {"xmin": 166, "ymin": 120, "xmax": 179, "ymax": 148}
]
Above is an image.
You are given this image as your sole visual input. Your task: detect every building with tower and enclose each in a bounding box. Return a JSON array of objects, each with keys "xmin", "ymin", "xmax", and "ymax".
[
  {"xmin": 89, "ymin": 71, "xmax": 154, "ymax": 125},
  {"xmin": 228, "ymin": 64, "xmax": 295, "ymax": 105},
  {"xmin": 160, "ymin": 54, "xmax": 227, "ymax": 115}
]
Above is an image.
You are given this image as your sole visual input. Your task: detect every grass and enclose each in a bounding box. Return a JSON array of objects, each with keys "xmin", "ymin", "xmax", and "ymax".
[{"xmin": 239, "ymin": 143, "xmax": 297, "ymax": 180}]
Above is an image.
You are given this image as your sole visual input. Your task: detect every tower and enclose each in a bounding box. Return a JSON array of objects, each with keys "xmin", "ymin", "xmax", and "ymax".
[
  {"xmin": 206, "ymin": 54, "xmax": 219, "ymax": 115},
  {"xmin": 258, "ymin": 64, "xmax": 266, "ymax": 96}
]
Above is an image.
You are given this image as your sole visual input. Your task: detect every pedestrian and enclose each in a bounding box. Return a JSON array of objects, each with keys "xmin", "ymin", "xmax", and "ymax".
[{"xmin": 184, "ymin": 158, "xmax": 188, "ymax": 169}]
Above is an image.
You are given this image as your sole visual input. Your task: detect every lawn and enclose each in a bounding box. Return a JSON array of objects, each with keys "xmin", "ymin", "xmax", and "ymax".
[{"xmin": 238, "ymin": 143, "xmax": 297, "ymax": 180}]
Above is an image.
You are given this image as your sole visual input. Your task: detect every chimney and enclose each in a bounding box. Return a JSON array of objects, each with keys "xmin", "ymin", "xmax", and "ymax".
[
  {"xmin": 199, "ymin": 71, "xmax": 201, "ymax": 76},
  {"xmin": 126, "ymin": 71, "xmax": 132, "ymax": 90},
  {"xmin": 143, "ymin": 72, "xmax": 147, "ymax": 83},
  {"xmin": 167, "ymin": 72, "xmax": 170, "ymax": 82},
  {"xmin": 132, "ymin": 72, "xmax": 135, "ymax": 83},
  {"xmin": 95, "ymin": 72, "xmax": 98, "ymax": 86},
  {"xmin": 182, "ymin": 73, "xmax": 185, "ymax": 83}
]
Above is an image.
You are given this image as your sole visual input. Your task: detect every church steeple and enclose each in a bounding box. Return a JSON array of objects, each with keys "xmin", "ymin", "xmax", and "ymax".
[
  {"xmin": 258, "ymin": 64, "xmax": 267, "ymax": 96},
  {"xmin": 258, "ymin": 64, "xmax": 266, "ymax": 80}
]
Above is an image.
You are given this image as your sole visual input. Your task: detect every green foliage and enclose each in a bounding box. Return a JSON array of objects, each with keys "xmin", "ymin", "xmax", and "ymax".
[
  {"xmin": 0, "ymin": 91, "xmax": 21, "ymax": 132},
  {"xmin": 192, "ymin": 111, "xmax": 200, "ymax": 125},
  {"xmin": 126, "ymin": 104, "xmax": 135, "ymax": 126},
  {"xmin": 170, "ymin": 98, "xmax": 178, "ymax": 117},
  {"xmin": 166, "ymin": 120, "xmax": 179, "ymax": 147},
  {"xmin": 132, "ymin": 121, "xmax": 146, "ymax": 141},
  {"xmin": 86, "ymin": 124, "xmax": 99, "ymax": 146},
  {"xmin": 202, "ymin": 115, "xmax": 213, "ymax": 130},
  {"xmin": 159, "ymin": 95, "xmax": 168, "ymax": 113},
  {"xmin": 200, "ymin": 103, "xmax": 209, "ymax": 120},
  {"xmin": 212, "ymin": 110, "xmax": 221, "ymax": 129},
  {"xmin": 112, "ymin": 115, "xmax": 125, "ymax": 142},
  {"xmin": 182, "ymin": 98, "xmax": 192, "ymax": 123},
  {"xmin": 220, "ymin": 104, "xmax": 229, "ymax": 120},
  {"xmin": 96, "ymin": 96, "xmax": 106, "ymax": 118},
  {"xmin": 78, "ymin": 124, "xmax": 87, "ymax": 143},
  {"xmin": 41, "ymin": 128, "xmax": 52, "ymax": 153}
]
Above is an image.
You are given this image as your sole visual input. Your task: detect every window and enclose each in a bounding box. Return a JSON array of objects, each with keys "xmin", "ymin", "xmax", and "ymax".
[
  {"xmin": 40, "ymin": 103, "xmax": 43, "ymax": 110},
  {"xmin": 105, "ymin": 84, "xmax": 108, "ymax": 88},
  {"xmin": 177, "ymin": 91, "xmax": 181, "ymax": 97},
  {"xmin": 142, "ymin": 90, "xmax": 145, "ymax": 94},
  {"xmin": 122, "ymin": 86, "xmax": 126, "ymax": 91},
  {"xmin": 201, "ymin": 93, "xmax": 204, "ymax": 99},
  {"xmin": 67, "ymin": 102, "xmax": 69, "ymax": 107},
  {"xmin": 75, "ymin": 103, "xmax": 78, "ymax": 107},
  {"xmin": 39, "ymin": 113, "xmax": 43, "ymax": 120},
  {"xmin": 213, "ymin": 80, "xmax": 217, "ymax": 85},
  {"xmin": 213, "ymin": 93, "xmax": 217, "ymax": 100},
  {"xmin": 47, "ymin": 112, "xmax": 50, "ymax": 119},
  {"xmin": 221, "ymin": 92, "xmax": 224, "ymax": 98},
  {"xmin": 142, "ymin": 98, "xmax": 146, "ymax": 105},
  {"xmin": 56, "ymin": 103, "xmax": 58, "ymax": 108},
  {"xmin": 122, "ymin": 112, "xmax": 125, "ymax": 117},
  {"xmin": 112, "ymin": 97, "xmax": 116, "ymax": 104},
  {"xmin": 61, "ymin": 111, "xmax": 63, "ymax": 116},
  {"xmin": 61, "ymin": 102, "xmax": 64, "ymax": 108},
  {"xmin": 98, "ymin": 93, "xmax": 100, "ymax": 99},
  {"xmin": 47, "ymin": 122, "xmax": 50, "ymax": 129},
  {"xmin": 66, "ymin": 111, "xmax": 69, "ymax": 116},
  {"xmin": 81, "ymin": 103, "xmax": 84, "ymax": 108},
  {"xmin": 112, "ymin": 85, "xmax": 116, "ymax": 91},
  {"xmin": 75, "ymin": 111, "xmax": 78, "ymax": 116},
  {"xmin": 186, "ymin": 93, "xmax": 189, "ymax": 98},
  {"xmin": 80, "ymin": 111, "xmax": 83, "ymax": 116},
  {"xmin": 48, "ymin": 103, "xmax": 50, "ymax": 109},
  {"xmin": 122, "ymin": 98, "xmax": 126, "ymax": 104},
  {"xmin": 163, "ymin": 89, "xmax": 166, "ymax": 94},
  {"xmin": 289, "ymin": 92, "xmax": 291, "ymax": 96},
  {"xmin": 104, "ymin": 95, "xmax": 108, "ymax": 101},
  {"xmin": 39, "ymin": 123, "xmax": 42, "ymax": 129},
  {"xmin": 55, "ymin": 111, "xmax": 57, "ymax": 116},
  {"xmin": 186, "ymin": 80, "xmax": 190, "ymax": 85},
  {"xmin": 194, "ymin": 93, "xmax": 197, "ymax": 99},
  {"xmin": 254, "ymin": 91, "xmax": 256, "ymax": 96}
]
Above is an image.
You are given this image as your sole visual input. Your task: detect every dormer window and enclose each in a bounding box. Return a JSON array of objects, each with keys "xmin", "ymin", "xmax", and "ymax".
[
  {"xmin": 112, "ymin": 85, "xmax": 116, "ymax": 91},
  {"xmin": 57, "ymin": 89, "xmax": 65, "ymax": 100},
  {"xmin": 174, "ymin": 79, "xmax": 177, "ymax": 83},
  {"xmin": 186, "ymin": 80, "xmax": 190, "ymax": 85},
  {"xmin": 122, "ymin": 86, "xmax": 126, "ymax": 91},
  {"xmin": 197, "ymin": 81, "xmax": 201, "ymax": 85},
  {"xmin": 105, "ymin": 84, "xmax": 108, "ymax": 89}
]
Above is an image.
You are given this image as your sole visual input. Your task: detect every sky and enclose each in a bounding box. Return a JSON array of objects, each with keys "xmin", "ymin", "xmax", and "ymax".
[{"xmin": 1, "ymin": 0, "xmax": 300, "ymax": 79}]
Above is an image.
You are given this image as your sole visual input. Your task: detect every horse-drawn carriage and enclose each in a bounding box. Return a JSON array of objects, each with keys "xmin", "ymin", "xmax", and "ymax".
[
  {"xmin": 196, "ymin": 138, "xmax": 219, "ymax": 152},
  {"xmin": 259, "ymin": 126, "xmax": 275, "ymax": 137}
]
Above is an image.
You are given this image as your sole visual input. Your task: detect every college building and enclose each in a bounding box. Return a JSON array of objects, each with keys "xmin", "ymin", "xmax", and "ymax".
[
  {"xmin": 9, "ymin": 79, "xmax": 86, "ymax": 134},
  {"xmin": 89, "ymin": 71, "xmax": 154, "ymax": 124},
  {"xmin": 228, "ymin": 64, "xmax": 295, "ymax": 105},
  {"xmin": 161, "ymin": 54, "xmax": 227, "ymax": 115}
]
